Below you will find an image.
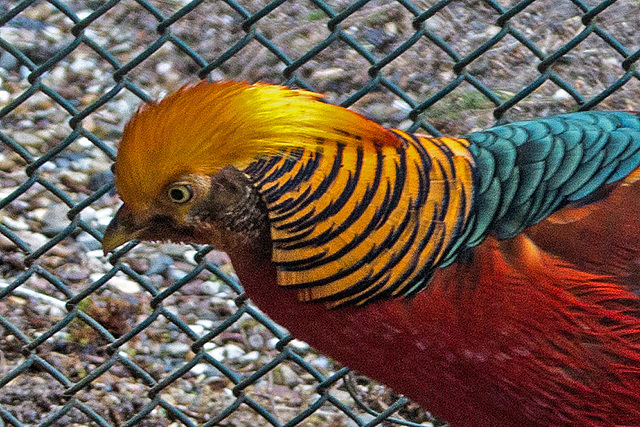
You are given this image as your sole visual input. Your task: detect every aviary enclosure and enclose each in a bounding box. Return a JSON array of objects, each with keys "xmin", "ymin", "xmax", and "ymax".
[{"xmin": 1, "ymin": 0, "xmax": 640, "ymax": 425}]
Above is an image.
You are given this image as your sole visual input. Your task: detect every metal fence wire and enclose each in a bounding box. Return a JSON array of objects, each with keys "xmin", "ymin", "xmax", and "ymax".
[{"xmin": 1, "ymin": 0, "xmax": 639, "ymax": 425}]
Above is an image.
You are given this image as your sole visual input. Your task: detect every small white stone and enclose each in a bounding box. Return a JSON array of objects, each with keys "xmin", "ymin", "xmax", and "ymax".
[
  {"xmin": 188, "ymin": 324, "xmax": 205, "ymax": 336},
  {"xmin": 90, "ymin": 273, "xmax": 106, "ymax": 282},
  {"xmin": 79, "ymin": 206, "xmax": 97, "ymax": 222},
  {"xmin": 97, "ymin": 216, "xmax": 113, "ymax": 228},
  {"xmin": 155, "ymin": 62, "xmax": 173, "ymax": 74},
  {"xmin": 48, "ymin": 306, "xmax": 65, "ymax": 318},
  {"xmin": 208, "ymin": 346, "xmax": 226, "ymax": 361},
  {"xmin": 392, "ymin": 99, "xmax": 411, "ymax": 113},
  {"xmin": 553, "ymin": 89, "xmax": 572, "ymax": 101},
  {"xmin": 163, "ymin": 342, "xmax": 191, "ymax": 356},
  {"xmin": 49, "ymin": 67, "xmax": 66, "ymax": 82},
  {"xmin": 41, "ymin": 161, "xmax": 56, "ymax": 171},
  {"xmin": 77, "ymin": 137, "xmax": 92, "ymax": 147},
  {"xmin": 223, "ymin": 344, "xmax": 245, "ymax": 360},
  {"xmin": 0, "ymin": 90, "xmax": 10, "ymax": 104},
  {"xmin": 109, "ymin": 276, "xmax": 142, "ymax": 294},
  {"xmin": 70, "ymin": 57, "xmax": 96, "ymax": 73},
  {"xmin": 208, "ymin": 343, "xmax": 245, "ymax": 361},
  {"xmin": 29, "ymin": 208, "xmax": 48, "ymax": 222},
  {"xmin": 274, "ymin": 364, "xmax": 298, "ymax": 386},
  {"xmin": 201, "ymin": 280, "xmax": 221, "ymax": 295},
  {"xmin": 15, "ymin": 231, "xmax": 47, "ymax": 248},
  {"xmin": 87, "ymin": 250, "xmax": 104, "ymax": 259},
  {"xmin": 86, "ymin": 84, "xmax": 102, "ymax": 94},
  {"xmin": 195, "ymin": 319, "xmax": 214, "ymax": 329},
  {"xmin": 164, "ymin": 305, "xmax": 180, "ymax": 316},
  {"xmin": 11, "ymin": 131, "xmax": 43, "ymax": 146},
  {"xmin": 312, "ymin": 67, "xmax": 345, "ymax": 80},
  {"xmin": 289, "ymin": 339, "xmax": 310, "ymax": 352},
  {"xmin": 2, "ymin": 216, "xmax": 29, "ymax": 231},
  {"xmin": 71, "ymin": 158, "xmax": 92, "ymax": 172},
  {"xmin": 0, "ymin": 187, "xmax": 17, "ymax": 199},
  {"xmin": 161, "ymin": 243, "xmax": 188, "ymax": 257},
  {"xmin": 184, "ymin": 249, "xmax": 198, "ymax": 265},
  {"xmin": 190, "ymin": 363, "xmax": 209, "ymax": 376},
  {"xmin": 237, "ymin": 350, "xmax": 260, "ymax": 364},
  {"xmin": 248, "ymin": 334, "xmax": 264, "ymax": 349}
]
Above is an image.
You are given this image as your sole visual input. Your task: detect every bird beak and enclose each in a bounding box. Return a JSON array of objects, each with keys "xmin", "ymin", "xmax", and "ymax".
[{"xmin": 102, "ymin": 204, "xmax": 146, "ymax": 255}]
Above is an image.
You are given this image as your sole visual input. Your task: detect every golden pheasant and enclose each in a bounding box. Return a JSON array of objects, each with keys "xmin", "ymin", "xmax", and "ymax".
[{"xmin": 103, "ymin": 80, "xmax": 640, "ymax": 427}]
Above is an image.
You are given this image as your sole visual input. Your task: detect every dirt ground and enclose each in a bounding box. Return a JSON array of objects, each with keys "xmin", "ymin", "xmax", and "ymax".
[{"xmin": 1, "ymin": 0, "xmax": 640, "ymax": 426}]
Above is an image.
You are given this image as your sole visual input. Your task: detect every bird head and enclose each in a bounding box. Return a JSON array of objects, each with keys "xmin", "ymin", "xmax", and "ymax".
[{"xmin": 102, "ymin": 80, "xmax": 398, "ymax": 255}]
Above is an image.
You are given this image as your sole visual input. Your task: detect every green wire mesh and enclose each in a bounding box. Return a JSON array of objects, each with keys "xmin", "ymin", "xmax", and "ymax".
[{"xmin": 1, "ymin": 0, "xmax": 639, "ymax": 426}]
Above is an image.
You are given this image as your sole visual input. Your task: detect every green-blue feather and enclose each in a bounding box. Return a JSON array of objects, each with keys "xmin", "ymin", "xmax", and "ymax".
[{"xmin": 463, "ymin": 111, "xmax": 640, "ymax": 244}]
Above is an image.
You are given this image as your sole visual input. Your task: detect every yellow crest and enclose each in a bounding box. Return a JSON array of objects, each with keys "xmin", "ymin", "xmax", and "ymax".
[{"xmin": 114, "ymin": 80, "xmax": 399, "ymax": 213}]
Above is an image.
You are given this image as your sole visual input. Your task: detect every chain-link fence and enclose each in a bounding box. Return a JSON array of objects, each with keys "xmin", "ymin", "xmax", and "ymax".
[{"xmin": 1, "ymin": 0, "xmax": 639, "ymax": 426}]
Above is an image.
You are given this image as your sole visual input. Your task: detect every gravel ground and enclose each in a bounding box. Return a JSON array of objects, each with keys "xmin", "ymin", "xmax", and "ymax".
[{"xmin": 1, "ymin": 0, "xmax": 640, "ymax": 426}]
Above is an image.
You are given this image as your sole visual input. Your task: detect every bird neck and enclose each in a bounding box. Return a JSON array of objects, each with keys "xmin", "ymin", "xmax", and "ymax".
[{"xmin": 242, "ymin": 133, "xmax": 476, "ymax": 307}]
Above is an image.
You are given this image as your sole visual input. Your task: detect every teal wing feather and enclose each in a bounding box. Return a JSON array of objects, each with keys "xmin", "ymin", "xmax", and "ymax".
[{"xmin": 464, "ymin": 111, "xmax": 640, "ymax": 246}]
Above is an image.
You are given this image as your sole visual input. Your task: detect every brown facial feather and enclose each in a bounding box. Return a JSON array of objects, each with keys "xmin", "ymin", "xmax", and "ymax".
[
  {"xmin": 103, "ymin": 167, "xmax": 272, "ymax": 258},
  {"xmin": 187, "ymin": 167, "xmax": 272, "ymax": 256}
]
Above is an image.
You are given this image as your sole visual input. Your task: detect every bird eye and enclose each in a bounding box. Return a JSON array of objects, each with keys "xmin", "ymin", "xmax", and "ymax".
[{"xmin": 167, "ymin": 184, "xmax": 193, "ymax": 204}]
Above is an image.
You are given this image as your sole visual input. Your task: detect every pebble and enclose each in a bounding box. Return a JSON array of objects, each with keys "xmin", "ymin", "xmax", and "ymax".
[
  {"xmin": 87, "ymin": 171, "xmax": 115, "ymax": 192},
  {"xmin": 289, "ymin": 339, "xmax": 310, "ymax": 353},
  {"xmin": 86, "ymin": 249, "xmax": 104, "ymax": 258},
  {"xmin": 79, "ymin": 206, "xmax": 97, "ymax": 223},
  {"xmin": 273, "ymin": 364, "xmax": 299, "ymax": 387},
  {"xmin": 15, "ymin": 231, "xmax": 47, "ymax": 249},
  {"xmin": 163, "ymin": 342, "xmax": 191, "ymax": 356},
  {"xmin": 2, "ymin": 215, "xmax": 30, "ymax": 231},
  {"xmin": 190, "ymin": 363, "xmax": 221, "ymax": 377},
  {"xmin": 40, "ymin": 161, "xmax": 57, "ymax": 171},
  {"xmin": 70, "ymin": 57, "xmax": 96, "ymax": 73},
  {"xmin": 345, "ymin": 413, "xmax": 376, "ymax": 427},
  {"xmin": 312, "ymin": 67, "xmax": 345, "ymax": 80},
  {"xmin": 309, "ymin": 355, "xmax": 330, "ymax": 371},
  {"xmin": 208, "ymin": 343, "xmax": 245, "ymax": 361},
  {"xmin": 0, "ymin": 51, "xmax": 18, "ymax": 70},
  {"xmin": 41, "ymin": 203, "xmax": 70, "ymax": 235},
  {"xmin": 247, "ymin": 333, "xmax": 264, "ymax": 349},
  {"xmin": 168, "ymin": 266, "xmax": 188, "ymax": 281},
  {"xmin": 76, "ymin": 232, "xmax": 103, "ymax": 251},
  {"xmin": 161, "ymin": 243, "xmax": 189, "ymax": 257},
  {"xmin": 146, "ymin": 254, "xmax": 174, "ymax": 275},
  {"xmin": 10, "ymin": 131, "xmax": 44, "ymax": 146},
  {"xmin": 236, "ymin": 350, "xmax": 260, "ymax": 365},
  {"xmin": 424, "ymin": 16, "xmax": 444, "ymax": 32},
  {"xmin": 201, "ymin": 280, "xmax": 222, "ymax": 295},
  {"xmin": 155, "ymin": 61, "xmax": 173, "ymax": 75},
  {"xmin": 553, "ymin": 89, "xmax": 572, "ymax": 101},
  {"xmin": 0, "ymin": 187, "xmax": 17, "ymax": 200},
  {"xmin": 392, "ymin": 99, "xmax": 411, "ymax": 114},
  {"xmin": 195, "ymin": 319, "xmax": 214, "ymax": 330},
  {"xmin": 267, "ymin": 337, "xmax": 282, "ymax": 349},
  {"xmin": 94, "ymin": 208, "xmax": 115, "ymax": 228},
  {"xmin": 188, "ymin": 323, "xmax": 205, "ymax": 336},
  {"xmin": 28, "ymin": 208, "xmax": 49, "ymax": 222},
  {"xmin": 0, "ymin": 233, "xmax": 14, "ymax": 250},
  {"xmin": 108, "ymin": 276, "xmax": 142, "ymax": 294},
  {"xmin": 184, "ymin": 249, "xmax": 198, "ymax": 265},
  {"xmin": 0, "ymin": 90, "xmax": 10, "ymax": 104},
  {"xmin": 57, "ymin": 263, "xmax": 90, "ymax": 281},
  {"xmin": 224, "ymin": 344, "xmax": 246, "ymax": 360}
]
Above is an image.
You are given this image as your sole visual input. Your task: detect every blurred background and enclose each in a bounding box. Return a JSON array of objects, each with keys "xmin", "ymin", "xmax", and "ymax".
[{"xmin": 1, "ymin": 0, "xmax": 639, "ymax": 425}]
